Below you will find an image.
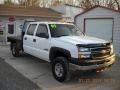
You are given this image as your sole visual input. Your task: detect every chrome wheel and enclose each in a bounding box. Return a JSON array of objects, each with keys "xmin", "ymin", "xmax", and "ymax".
[{"xmin": 55, "ymin": 63, "xmax": 64, "ymax": 77}]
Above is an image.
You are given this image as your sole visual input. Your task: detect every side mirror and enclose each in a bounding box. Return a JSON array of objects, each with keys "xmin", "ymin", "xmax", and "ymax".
[{"xmin": 37, "ymin": 33, "xmax": 49, "ymax": 38}]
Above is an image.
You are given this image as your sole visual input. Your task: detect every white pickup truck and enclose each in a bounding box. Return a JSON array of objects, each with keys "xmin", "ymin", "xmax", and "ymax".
[{"xmin": 8, "ymin": 21, "xmax": 115, "ymax": 82}]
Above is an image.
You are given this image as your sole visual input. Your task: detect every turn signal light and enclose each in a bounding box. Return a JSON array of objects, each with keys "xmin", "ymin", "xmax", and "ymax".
[{"xmin": 78, "ymin": 54, "xmax": 90, "ymax": 59}]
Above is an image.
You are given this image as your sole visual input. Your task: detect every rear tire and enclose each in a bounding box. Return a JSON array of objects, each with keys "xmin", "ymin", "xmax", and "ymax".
[
  {"xmin": 11, "ymin": 43, "xmax": 20, "ymax": 57},
  {"xmin": 52, "ymin": 57, "xmax": 70, "ymax": 82}
]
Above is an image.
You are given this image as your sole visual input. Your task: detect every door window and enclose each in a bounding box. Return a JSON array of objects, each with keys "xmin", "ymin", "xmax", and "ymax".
[
  {"xmin": 36, "ymin": 24, "xmax": 48, "ymax": 38},
  {"xmin": 26, "ymin": 24, "xmax": 37, "ymax": 35},
  {"xmin": 8, "ymin": 24, "xmax": 14, "ymax": 34}
]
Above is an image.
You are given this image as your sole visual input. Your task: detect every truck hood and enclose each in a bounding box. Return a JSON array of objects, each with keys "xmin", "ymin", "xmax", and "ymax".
[{"xmin": 55, "ymin": 36, "xmax": 109, "ymax": 45}]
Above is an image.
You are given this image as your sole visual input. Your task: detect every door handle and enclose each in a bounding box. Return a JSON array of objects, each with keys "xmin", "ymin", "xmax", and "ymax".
[
  {"xmin": 24, "ymin": 37, "xmax": 27, "ymax": 40},
  {"xmin": 33, "ymin": 39, "xmax": 36, "ymax": 42}
]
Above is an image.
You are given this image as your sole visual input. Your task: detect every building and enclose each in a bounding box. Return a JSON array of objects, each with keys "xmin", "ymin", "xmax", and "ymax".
[
  {"xmin": 51, "ymin": 4, "xmax": 84, "ymax": 22},
  {"xmin": 0, "ymin": 5, "xmax": 62, "ymax": 44},
  {"xmin": 74, "ymin": 5, "xmax": 120, "ymax": 55}
]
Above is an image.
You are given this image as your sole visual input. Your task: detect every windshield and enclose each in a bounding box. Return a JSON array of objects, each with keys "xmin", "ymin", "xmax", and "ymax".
[{"xmin": 49, "ymin": 24, "xmax": 84, "ymax": 37}]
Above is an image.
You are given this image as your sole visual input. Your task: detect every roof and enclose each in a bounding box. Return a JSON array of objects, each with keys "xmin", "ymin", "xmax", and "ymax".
[
  {"xmin": 0, "ymin": 5, "xmax": 62, "ymax": 18},
  {"xmin": 64, "ymin": 4, "xmax": 84, "ymax": 9},
  {"xmin": 29, "ymin": 21, "xmax": 73, "ymax": 25},
  {"xmin": 75, "ymin": 5, "xmax": 120, "ymax": 19}
]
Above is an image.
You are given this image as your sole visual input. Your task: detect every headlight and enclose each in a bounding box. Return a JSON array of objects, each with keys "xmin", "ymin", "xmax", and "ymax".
[
  {"xmin": 78, "ymin": 47, "xmax": 91, "ymax": 59},
  {"xmin": 79, "ymin": 47, "xmax": 90, "ymax": 52},
  {"xmin": 110, "ymin": 44, "xmax": 113, "ymax": 54}
]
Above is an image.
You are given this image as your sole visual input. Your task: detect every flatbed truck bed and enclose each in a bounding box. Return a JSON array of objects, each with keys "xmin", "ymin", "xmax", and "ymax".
[{"xmin": 8, "ymin": 36, "xmax": 22, "ymax": 42}]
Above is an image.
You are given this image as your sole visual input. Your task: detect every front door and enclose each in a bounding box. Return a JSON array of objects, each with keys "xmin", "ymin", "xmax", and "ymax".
[{"xmin": 34, "ymin": 24, "xmax": 50, "ymax": 61}]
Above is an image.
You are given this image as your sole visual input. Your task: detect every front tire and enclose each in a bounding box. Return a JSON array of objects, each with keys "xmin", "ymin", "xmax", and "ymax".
[{"xmin": 52, "ymin": 57, "xmax": 70, "ymax": 82}]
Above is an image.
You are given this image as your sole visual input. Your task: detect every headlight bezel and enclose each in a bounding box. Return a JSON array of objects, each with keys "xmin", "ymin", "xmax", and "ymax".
[{"xmin": 78, "ymin": 47, "xmax": 91, "ymax": 59}]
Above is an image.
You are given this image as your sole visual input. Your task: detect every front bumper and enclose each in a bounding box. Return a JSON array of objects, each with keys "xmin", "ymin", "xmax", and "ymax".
[{"xmin": 70, "ymin": 54, "xmax": 115, "ymax": 70}]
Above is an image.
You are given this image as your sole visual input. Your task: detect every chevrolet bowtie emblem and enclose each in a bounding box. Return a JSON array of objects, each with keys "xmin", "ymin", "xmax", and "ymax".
[{"xmin": 101, "ymin": 50, "xmax": 106, "ymax": 53}]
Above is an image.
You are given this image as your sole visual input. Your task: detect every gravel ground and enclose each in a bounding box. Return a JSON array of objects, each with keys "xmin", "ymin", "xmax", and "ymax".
[{"xmin": 0, "ymin": 58, "xmax": 41, "ymax": 90}]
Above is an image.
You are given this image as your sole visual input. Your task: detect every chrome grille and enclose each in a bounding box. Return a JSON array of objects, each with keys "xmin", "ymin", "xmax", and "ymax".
[
  {"xmin": 77, "ymin": 43, "xmax": 111, "ymax": 59},
  {"xmin": 90, "ymin": 46, "xmax": 111, "ymax": 59}
]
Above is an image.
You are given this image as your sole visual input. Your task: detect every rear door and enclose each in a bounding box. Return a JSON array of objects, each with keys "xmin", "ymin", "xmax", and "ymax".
[{"xmin": 23, "ymin": 23, "xmax": 37, "ymax": 55}]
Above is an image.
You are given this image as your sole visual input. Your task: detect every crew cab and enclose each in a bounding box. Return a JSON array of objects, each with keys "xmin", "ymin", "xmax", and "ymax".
[{"xmin": 8, "ymin": 21, "xmax": 115, "ymax": 82}]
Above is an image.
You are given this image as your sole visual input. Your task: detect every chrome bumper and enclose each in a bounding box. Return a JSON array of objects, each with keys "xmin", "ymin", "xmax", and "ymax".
[{"xmin": 70, "ymin": 54, "xmax": 116, "ymax": 70}]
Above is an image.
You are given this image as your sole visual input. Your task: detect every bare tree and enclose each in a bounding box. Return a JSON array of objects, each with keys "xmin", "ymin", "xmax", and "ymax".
[
  {"xmin": 4, "ymin": 0, "xmax": 14, "ymax": 5},
  {"xmin": 114, "ymin": 0, "xmax": 120, "ymax": 10},
  {"xmin": 79, "ymin": 0, "xmax": 120, "ymax": 10},
  {"xmin": 80, "ymin": 0, "xmax": 93, "ymax": 9},
  {"xmin": 18, "ymin": 0, "xmax": 40, "ymax": 7},
  {"xmin": 51, "ymin": 0, "xmax": 62, "ymax": 6},
  {"xmin": 3, "ymin": 0, "xmax": 120, "ymax": 10}
]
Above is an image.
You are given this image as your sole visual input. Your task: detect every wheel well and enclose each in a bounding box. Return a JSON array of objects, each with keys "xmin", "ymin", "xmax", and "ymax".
[
  {"xmin": 55, "ymin": 51, "xmax": 69, "ymax": 59},
  {"xmin": 10, "ymin": 41, "xmax": 22, "ymax": 51},
  {"xmin": 50, "ymin": 49, "xmax": 71, "ymax": 62}
]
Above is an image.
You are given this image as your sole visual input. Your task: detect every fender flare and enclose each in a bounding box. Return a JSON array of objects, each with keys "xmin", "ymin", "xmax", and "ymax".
[{"xmin": 49, "ymin": 47, "xmax": 71, "ymax": 61}]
